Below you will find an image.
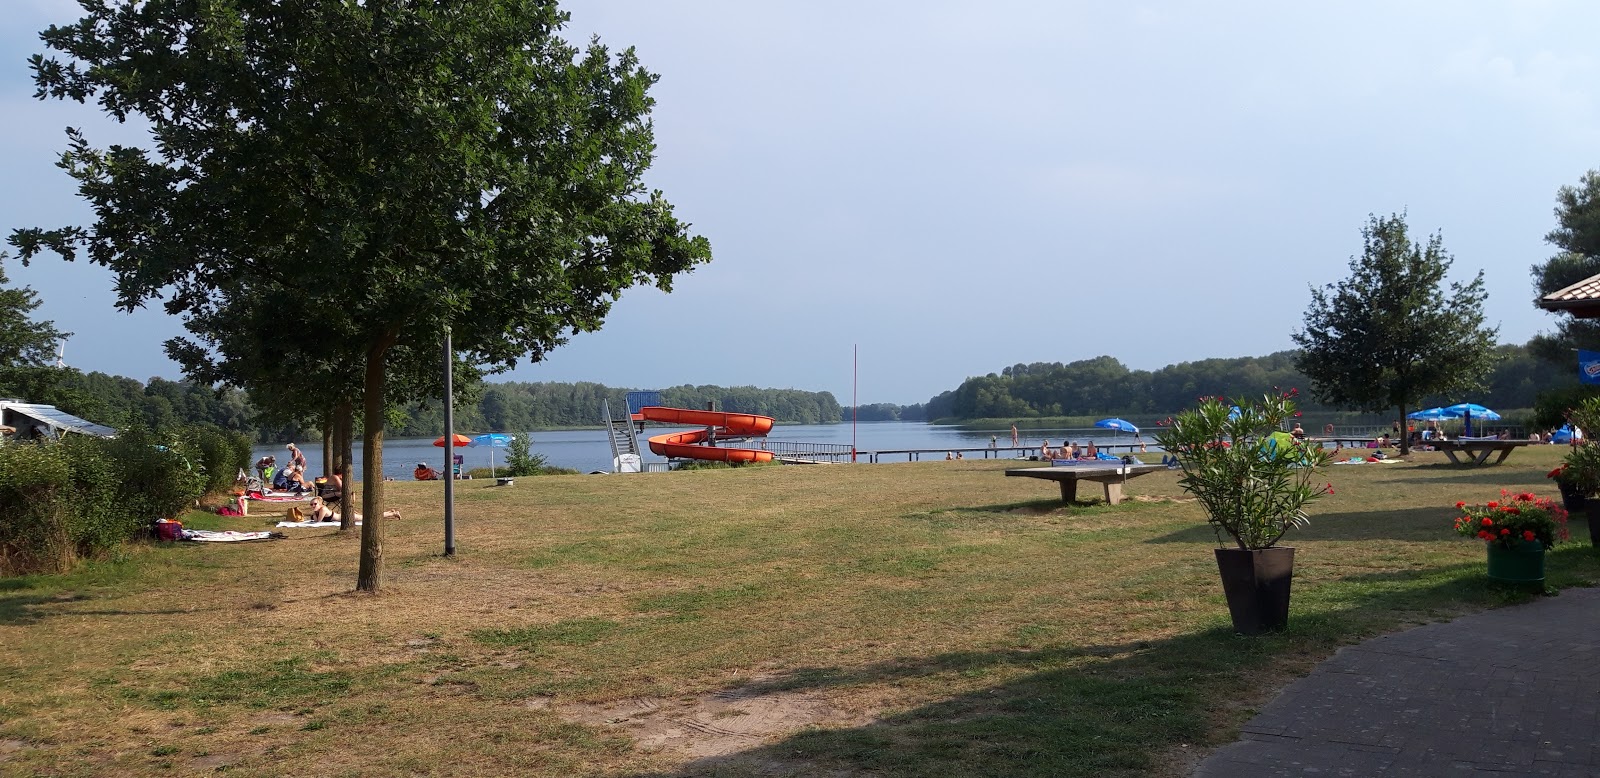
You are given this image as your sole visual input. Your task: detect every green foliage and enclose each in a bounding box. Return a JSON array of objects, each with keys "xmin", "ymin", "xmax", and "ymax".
[
  {"xmin": 1530, "ymin": 170, "xmax": 1600, "ymax": 365},
  {"xmin": 1294, "ymin": 213, "xmax": 1499, "ymax": 452},
  {"xmin": 1533, "ymin": 384, "xmax": 1600, "ymax": 431},
  {"xmin": 925, "ymin": 343, "xmax": 1564, "ymax": 423},
  {"xmin": 1152, "ymin": 393, "xmax": 1333, "ymax": 549},
  {"xmin": 0, "ymin": 425, "xmax": 215, "ymax": 575},
  {"xmin": 0, "ymin": 442, "xmax": 74, "ymax": 574},
  {"xmin": 0, "ymin": 256, "xmax": 67, "ymax": 368},
  {"xmin": 501, "ymin": 434, "xmax": 545, "ymax": 478},
  {"xmin": 189, "ymin": 424, "xmax": 252, "ymax": 493},
  {"xmin": 106, "ymin": 428, "xmax": 208, "ymax": 526}
]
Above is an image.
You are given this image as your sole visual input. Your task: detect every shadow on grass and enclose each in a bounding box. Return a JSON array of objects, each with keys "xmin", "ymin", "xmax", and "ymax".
[
  {"xmin": 1144, "ymin": 506, "xmax": 1457, "ymax": 544},
  {"xmin": 617, "ymin": 556, "xmax": 1600, "ymax": 778},
  {"xmin": 1382, "ymin": 467, "xmax": 1552, "ymax": 486}
]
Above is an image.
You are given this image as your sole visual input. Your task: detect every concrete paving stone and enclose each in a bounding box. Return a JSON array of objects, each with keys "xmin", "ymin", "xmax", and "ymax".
[{"xmin": 1193, "ymin": 588, "xmax": 1600, "ymax": 778}]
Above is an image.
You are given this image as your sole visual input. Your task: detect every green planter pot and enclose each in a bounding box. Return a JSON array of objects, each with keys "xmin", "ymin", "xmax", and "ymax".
[{"xmin": 1485, "ymin": 540, "xmax": 1546, "ymax": 584}]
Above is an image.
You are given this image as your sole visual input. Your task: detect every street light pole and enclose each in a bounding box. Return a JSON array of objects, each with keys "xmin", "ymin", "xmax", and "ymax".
[{"xmin": 443, "ymin": 325, "xmax": 455, "ymax": 557}]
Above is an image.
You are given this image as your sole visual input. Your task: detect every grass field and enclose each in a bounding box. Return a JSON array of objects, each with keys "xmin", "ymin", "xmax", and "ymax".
[{"xmin": 2, "ymin": 446, "xmax": 1596, "ymax": 776}]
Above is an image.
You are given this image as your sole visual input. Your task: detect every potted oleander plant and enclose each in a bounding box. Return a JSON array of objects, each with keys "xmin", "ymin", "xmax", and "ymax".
[{"xmin": 1154, "ymin": 391, "xmax": 1333, "ymax": 635}]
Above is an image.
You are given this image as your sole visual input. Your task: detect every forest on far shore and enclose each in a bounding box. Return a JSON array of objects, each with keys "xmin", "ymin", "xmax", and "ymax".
[{"xmin": 2, "ymin": 341, "xmax": 1577, "ymax": 441}]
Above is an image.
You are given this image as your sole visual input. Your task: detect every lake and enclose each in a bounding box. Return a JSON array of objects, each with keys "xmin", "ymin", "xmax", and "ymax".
[{"xmin": 249, "ymin": 421, "xmax": 1151, "ymax": 481}]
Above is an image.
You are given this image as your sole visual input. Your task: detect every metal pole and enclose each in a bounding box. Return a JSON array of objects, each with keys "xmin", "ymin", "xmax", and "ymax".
[
  {"xmin": 443, "ymin": 326, "xmax": 455, "ymax": 557},
  {"xmin": 852, "ymin": 344, "xmax": 858, "ymax": 462}
]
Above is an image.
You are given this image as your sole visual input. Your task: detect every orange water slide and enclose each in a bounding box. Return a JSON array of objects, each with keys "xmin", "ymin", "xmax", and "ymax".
[{"xmin": 636, "ymin": 406, "xmax": 775, "ymax": 463}]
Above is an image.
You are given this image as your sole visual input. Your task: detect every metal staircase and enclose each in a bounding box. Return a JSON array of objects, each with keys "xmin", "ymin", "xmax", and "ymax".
[{"xmin": 601, "ymin": 398, "xmax": 643, "ymax": 473}]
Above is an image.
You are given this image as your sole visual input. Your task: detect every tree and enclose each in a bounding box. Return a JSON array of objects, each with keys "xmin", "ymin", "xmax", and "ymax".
[
  {"xmin": 1293, "ymin": 213, "xmax": 1498, "ymax": 454},
  {"xmin": 1529, "ymin": 170, "xmax": 1600, "ymax": 365},
  {"xmin": 0, "ymin": 256, "xmax": 67, "ymax": 369},
  {"xmin": 12, "ymin": 1, "xmax": 711, "ymax": 591}
]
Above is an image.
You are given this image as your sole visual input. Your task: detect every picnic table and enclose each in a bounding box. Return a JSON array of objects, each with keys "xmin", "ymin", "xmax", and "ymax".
[
  {"xmin": 1429, "ymin": 439, "xmax": 1533, "ymax": 466},
  {"xmin": 1005, "ymin": 463, "xmax": 1167, "ymax": 505}
]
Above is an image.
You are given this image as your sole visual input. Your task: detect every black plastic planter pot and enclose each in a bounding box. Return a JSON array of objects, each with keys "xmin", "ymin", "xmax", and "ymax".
[
  {"xmin": 1559, "ymin": 481, "xmax": 1587, "ymax": 514},
  {"xmin": 1214, "ymin": 547, "xmax": 1295, "ymax": 635},
  {"xmin": 1587, "ymin": 503, "xmax": 1600, "ymax": 547}
]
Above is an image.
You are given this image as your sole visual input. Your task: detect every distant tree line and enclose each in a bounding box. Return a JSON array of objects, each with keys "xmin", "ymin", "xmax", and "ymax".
[
  {"xmin": 922, "ymin": 343, "xmax": 1574, "ymax": 422},
  {"xmin": 0, "ymin": 365, "xmax": 845, "ymax": 442}
]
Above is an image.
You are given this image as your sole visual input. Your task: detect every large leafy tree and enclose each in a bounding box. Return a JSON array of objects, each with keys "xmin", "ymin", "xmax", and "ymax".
[
  {"xmin": 1530, "ymin": 170, "xmax": 1600, "ymax": 365},
  {"xmin": 0, "ymin": 256, "xmax": 67, "ymax": 369},
  {"xmin": 11, "ymin": 0, "xmax": 712, "ymax": 591},
  {"xmin": 1293, "ymin": 213, "xmax": 1497, "ymax": 455}
]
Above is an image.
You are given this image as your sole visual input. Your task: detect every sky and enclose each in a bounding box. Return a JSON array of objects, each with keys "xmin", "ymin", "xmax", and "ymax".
[{"xmin": 3, "ymin": 1, "xmax": 1599, "ymax": 406}]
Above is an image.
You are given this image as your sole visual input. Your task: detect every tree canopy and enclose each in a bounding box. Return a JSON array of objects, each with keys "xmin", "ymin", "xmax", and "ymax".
[
  {"xmin": 0, "ymin": 257, "xmax": 67, "ymax": 370},
  {"xmin": 12, "ymin": 0, "xmax": 712, "ymax": 591},
  {"xmin": 1530, "ymin": 170, "xmax": 1600, "ymax": 365},
  {"xmin": 1293, "ymin": 213, "xmax": 1498, "ymax": 453}
]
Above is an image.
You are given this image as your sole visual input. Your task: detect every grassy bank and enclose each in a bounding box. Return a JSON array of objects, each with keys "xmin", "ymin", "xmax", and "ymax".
[{"xmin": 1, "ymin": 446, "xmax": 1594, "ymax": 776}]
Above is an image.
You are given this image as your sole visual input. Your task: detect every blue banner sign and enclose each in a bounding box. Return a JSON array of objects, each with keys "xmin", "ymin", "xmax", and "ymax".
[{"xmin": 1581, "ymin": 350, "xmax": 1600, "ymax": 385}]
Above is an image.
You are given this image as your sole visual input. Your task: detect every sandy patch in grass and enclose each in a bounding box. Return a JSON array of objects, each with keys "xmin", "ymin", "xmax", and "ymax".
[{"xmin": 555, "ymin": 675, "xmax": 866, "ymax": 759}]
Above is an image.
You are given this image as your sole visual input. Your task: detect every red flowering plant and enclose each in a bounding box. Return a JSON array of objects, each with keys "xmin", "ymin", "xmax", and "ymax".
[
  {"xmin": 1154, "ymin": 391, "xmax": 1333, "ymax": 549},
  {"xmin": 1452, "ymin": 490, "xmax": 1569, "ymax": 550}
]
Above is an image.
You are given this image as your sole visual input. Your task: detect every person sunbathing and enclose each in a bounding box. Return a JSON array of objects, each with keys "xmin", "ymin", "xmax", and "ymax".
[
  {"xmin": 307, "ymin": 496, "xmax": 399, "ymax": 524},
  {"xmin": 414, "ymin": 463, "xmax": 440, "ymax": 480},
  {"xmin": 1085, "ymin": 441, "xmax": 1099, "ymax": 459},
  {"xmin": 1061, "ymin": 443, "xmax": 1078, "ymax": 460}
]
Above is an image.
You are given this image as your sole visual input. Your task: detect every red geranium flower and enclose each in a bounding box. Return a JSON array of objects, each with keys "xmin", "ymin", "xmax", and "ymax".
[
  {"xmin": 1455, "ymin": 501, "xmax": 1465, "ymax": 508},
  {"xmin": 1523, "ymin": 530, "xmax": 1536, "ymax": 541},
  {"xmin": 1482, "ymin": 517, "xmax": 1494, "ymax": 527},
  {"xmin": 1501, "ymin": 528, "xmax": 1511, "ymax": 535},
  {"xmin": 1487, "ymin": 501, "xmax": 1499, "ymax": 509}
]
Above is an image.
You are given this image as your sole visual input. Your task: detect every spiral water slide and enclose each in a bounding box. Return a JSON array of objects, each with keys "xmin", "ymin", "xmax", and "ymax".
[{"xmin": 636, "ymin": 406, "xmax": 775, "ymax": 463}]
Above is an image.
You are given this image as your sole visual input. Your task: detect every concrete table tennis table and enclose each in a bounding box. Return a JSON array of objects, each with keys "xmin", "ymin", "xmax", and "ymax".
[
  {"xmin": 1005, "ymin": 462, "xmax": 1167, "ymax": 505},
  {"xmin": 1428, "ymin": 439, "xmax": 1533, "ymax": 465}
]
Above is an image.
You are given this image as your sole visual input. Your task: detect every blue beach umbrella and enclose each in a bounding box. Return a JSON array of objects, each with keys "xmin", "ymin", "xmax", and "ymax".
[
  {"xmin": 471, "ymin": 433, "xmax": 515, "ymax": 476},
  {"xmin": 1442, "ymin": 403, "xmax": 1500, "ymax": 421},
  {"xmin": 1406, "ymin": 407, "xmax": 1453, "ymax": 421},
  {"xmin": 1094, "ymin": 418, "xmax": 1139, "ymax": 434},
  {"xmin": 1442, "ymin": 403, "xmax": 1499, "ymax": 438}
]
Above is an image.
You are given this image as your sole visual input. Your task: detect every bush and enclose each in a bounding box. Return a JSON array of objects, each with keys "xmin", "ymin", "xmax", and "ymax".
[
  {"xmin": 0, "ymin": 425, "xmax": 211, "ymax": 576},
  {"xmin": 0, "ymin": 442, "xmax": 75, "ymax": 575},
  {"xmin": 190, "ymin": 424, "xmax": 252, "ymax": 493}
]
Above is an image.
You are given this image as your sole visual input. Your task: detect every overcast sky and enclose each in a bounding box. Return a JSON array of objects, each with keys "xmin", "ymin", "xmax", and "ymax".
[{"xmin": 4, "ymin": 1, "xmax": 1598, "ymax": 405}]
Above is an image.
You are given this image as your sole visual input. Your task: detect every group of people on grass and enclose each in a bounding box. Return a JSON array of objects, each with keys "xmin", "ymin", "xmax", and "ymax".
[{"xmin": 254, "ymin": 442, "xmax": 323, "ymax": 494}]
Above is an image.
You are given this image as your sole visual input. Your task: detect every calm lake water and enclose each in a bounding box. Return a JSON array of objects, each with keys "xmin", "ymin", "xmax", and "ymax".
[{"xmin": 249, "ymin": 422, "xmax": 1150, "ymax": 481}]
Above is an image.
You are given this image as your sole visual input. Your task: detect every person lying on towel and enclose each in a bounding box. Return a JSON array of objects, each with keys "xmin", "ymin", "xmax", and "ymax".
[{"xmin": 414, "ymin": 462, "xmax": 441, "ymax": 481}]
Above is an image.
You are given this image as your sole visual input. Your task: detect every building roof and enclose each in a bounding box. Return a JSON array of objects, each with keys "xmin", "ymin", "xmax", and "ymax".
[
  {"xmin": 0, "ymin": 401, "xmax": 118, "ymax": 438},
  {"xmin": 1539, "ymin": 273, "xmax": 1600, "ymax": 318}
]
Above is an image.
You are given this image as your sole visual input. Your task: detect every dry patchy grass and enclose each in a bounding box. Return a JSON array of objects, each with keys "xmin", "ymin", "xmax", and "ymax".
[{"xmin": 1, "ymin": 448, "xmax": 1596, "ymax": 776}]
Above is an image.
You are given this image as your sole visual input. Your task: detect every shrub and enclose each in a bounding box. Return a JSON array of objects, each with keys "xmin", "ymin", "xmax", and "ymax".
[
  {"xmin": 0, "ymin": 442, "xmax": 75, "ymax": 574},
  {"xmin": 107, "ymin": 427, "xmax": 207, "ymax": 523},
  {"xmin": 189, "ymin": 424, "xmax": 252, "ymax": 493},
  {"xmin": 501, "ymin": 434, "xmax": 543, "ymax": 477},
  {"xmin": 0, "ymin": 425, "xmax": 210, "ymax": 575}
]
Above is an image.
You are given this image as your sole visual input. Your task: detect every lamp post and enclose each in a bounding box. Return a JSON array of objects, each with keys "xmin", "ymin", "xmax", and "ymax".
[{"xmin": 443, "ymin": 325, "xmax": 455, "ymax": 557}]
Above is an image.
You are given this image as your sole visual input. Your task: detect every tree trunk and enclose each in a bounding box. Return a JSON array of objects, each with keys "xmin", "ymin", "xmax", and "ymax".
[
  {"xmin": 357, "ymin": 334, "xmax": 396, "ymax": 592},
  {"xmin": 322, "ymin": 411, "xmax": 334, "ymax": 477},
  {"xmin": 335, "ymin": 401, "xmax": 355, "ymax": 532},
  {"xmin": 1398, "ymin": 402, "xmax": 1410, "ymax": 456}
]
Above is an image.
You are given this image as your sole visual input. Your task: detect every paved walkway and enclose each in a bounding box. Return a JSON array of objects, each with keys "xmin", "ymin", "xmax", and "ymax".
[{"xmin": 1194, "ymin": 588, "xmax": 1600, "ymax": 777}]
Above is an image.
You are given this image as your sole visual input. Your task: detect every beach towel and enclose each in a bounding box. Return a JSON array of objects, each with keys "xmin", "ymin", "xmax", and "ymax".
[
  {"xmin": 248, "ymin": 492, "xmax": 310, "ymax": 502},
  {"xmin": 181, "ymin": 530, "xmax": 282, "ymax": 542}
]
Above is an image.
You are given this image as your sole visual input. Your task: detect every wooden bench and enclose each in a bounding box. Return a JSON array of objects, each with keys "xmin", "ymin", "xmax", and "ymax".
[
  {"xmin": 1005, "ymin": 463, "xmax": 1167, "ymax": 505},
  {"xmin": 1429, "ymin": 440, "xmax": 1533, "ymax": 466}
]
